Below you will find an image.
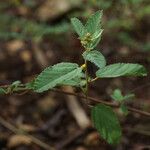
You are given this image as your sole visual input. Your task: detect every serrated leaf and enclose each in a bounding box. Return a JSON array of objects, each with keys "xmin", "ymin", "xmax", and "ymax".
[
  {"xmin": 91, "ymin": 104, "xmax": 122, "ymax": 145},
  {"xmin": 92, "ymin": 29, "xmax": 103, "ymax": 40},
  {"xmin": 60, "ymin": 71, "xmax": 85, "ymax": 87},
  {"xmin": 60, "ymin": 77, "xmax": 86, "ymax": 87},
  {"xmin": 71, "ymin": 18, "xmax": 85, "ymax": 37},
  {"xmin": 82, "ymin": 50, "xmax": 106, "ymax": 68},
  {"xmin": 89, "ymin": 29, "xmax": 103, "ymax": 49},
  {"xmin": 34, "ymin": 63, "xmax": 82, "ymax": 93},
  {"xmin": 85, "ymin": 10, "xmax": 102, "ymax": 34},
  {"xmin": 96, "ymin": 63, "xmax": 147, "ymax": 78},
  {"xmin": 0, "ymin": 87, "xmax": 6, "ymax": 94}
]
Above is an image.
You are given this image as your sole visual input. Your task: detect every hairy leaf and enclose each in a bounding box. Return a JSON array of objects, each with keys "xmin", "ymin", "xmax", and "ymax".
[
  {"xmin": 90, "ymin": 29, "xmax": 103, "ymax": 49},
  {"xmin": 60, "ymin": 77, "xmax": 86, "ymax": 87},
  {"xmin": 71, "ymin": 18, "xmax": 85, "ymax": 37},
  {"xmin": 92, "ymin": 29, "xmax": 103, "ymax": 40},
  {"xmin": 85, "ymin": 10, "xmax": 102, "ymax": 34},
  {"xmin": 91, "ymin": 104, "xmax": 122, "ymax": 144},
  {"xmin": 96, "ymin": 63, "xmax": 147, "ymax": 78},
  {"xmin": 82, "ymin": 50, "xmax": 106, "ymax": 68},
  {"xmin": 34, "ymin": 63, "xmax": 82, "ymax": 92}
]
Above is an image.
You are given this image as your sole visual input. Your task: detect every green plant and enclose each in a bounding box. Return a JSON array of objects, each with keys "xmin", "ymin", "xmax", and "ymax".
[
  {"xmin": 0, "ymin": 11, "xmax": 148, "ymax": 145},
  {"xmin": 111, "ymin": 89, "xmax": 135, "ymax": 115},
  {"xmin": 84, "ymin": 0, "xmax": 149, "ymax": 51}
]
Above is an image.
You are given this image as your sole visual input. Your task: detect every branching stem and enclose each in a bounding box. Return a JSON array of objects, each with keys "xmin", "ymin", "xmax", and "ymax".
[{"xmin": 52, "ymin": 89, "xmax": 150, "ymax": 117}]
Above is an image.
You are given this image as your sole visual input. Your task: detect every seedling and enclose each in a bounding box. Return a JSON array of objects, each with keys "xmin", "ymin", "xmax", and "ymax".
[
  {"xmin": 0, "ymin": 11, "xmax": 147, "ymax": 145},
  {"xmin": 111, "ymin": 89, "xmax": 135, "ymax": 115},
  {"xmin": 111, "ymin": 89, "xmax": 135, "ymax": 102}
]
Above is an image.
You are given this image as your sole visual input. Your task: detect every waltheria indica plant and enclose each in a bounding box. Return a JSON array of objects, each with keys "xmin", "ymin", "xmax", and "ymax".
[{"xmin": 0, "ymin": 11, "xmax": 147, "ymax": 145}]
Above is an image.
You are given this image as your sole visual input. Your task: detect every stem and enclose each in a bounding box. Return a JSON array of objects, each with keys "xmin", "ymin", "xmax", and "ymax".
[
  {"xmin": 52, "ymin": 89, "xmax": 150, "ymax": 117},
  {"xmin": 1, "ymin": 83, "xmax": 150, "ymax": 117},
  {"xmin": 0, "ymin": 84, "xmax": 30, "ymax": 94},
  {"xmin": 90, "ymin": 77, "xmax": 99, "ymax": 83}
]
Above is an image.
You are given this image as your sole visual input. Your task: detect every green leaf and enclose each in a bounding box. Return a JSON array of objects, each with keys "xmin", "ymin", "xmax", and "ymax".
[
  {"xmin": 92, "ymin": 29, "xmax": 103, "ymax": 40},
  {"xmin": 85, "ymin": 10, "xmax": 102, "ymax": 34},
  {"xmin": 0, "ymin": 88, "xmax": 6, "ymax": 95},
  {"xmin": 111, "ymin": 89, "xmax": 135, "ymax": 102},
  {"xmin": 71, "ymin": 18, "xmax": 85, "ymax": 37},
  {"xmin": 60, "ymin": 77, "xmax": 86, "ymax": 87},
  {"xmin": 111, "ymin": 89, "xmax": 124, "ymax": 102},
  {"xmin": 123, "ymin": 94, "xmax": 135, "ymax": 101},
  {"xmin": 89, "ymin": 29, "xmax": 103, "ymax": 49},
  {"xmin": 10, "ymin": 80, "xmax": 22, "ymax": 90},
  {"xmin": 82, "ymin": 50, "xmax": 106, "ymax": 68},
  {"xmin": 91, "ymin": 104, "xmax": 122, "ymax": 144},
  {"xmin": 96, "ymin": 63, "xmax": 147, "ymax": 78},
  {"xmin": 34, "ymin": 63, "xmax": 82, "ymax": 93},
  {"xmin": 11, "ymin": 81, "xmax": 21, "ymax": 86}
]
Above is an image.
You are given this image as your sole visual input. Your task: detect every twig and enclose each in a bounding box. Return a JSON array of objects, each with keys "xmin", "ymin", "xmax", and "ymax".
[
  {"xmin": 0, "ymin": 84, "xmax": 150, "ymax": 117},
  {"xmin": 52, "ymin": 89, "xmax": 118, "ymax": 106},
  {"xmin": 127, "ymin": 107, "xmax": 150, "ymax": 117},
  {"xmin": 52, "ymin": 89, "xmax": 150, "ymax": 117},
  {"xmin": 0, "ymin": 117, "xmax": 56, "ymax": 150}
]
